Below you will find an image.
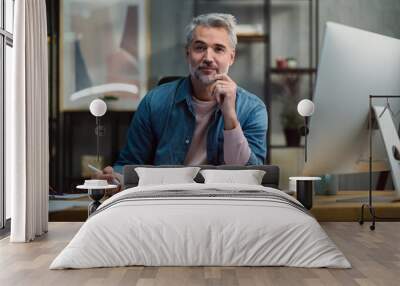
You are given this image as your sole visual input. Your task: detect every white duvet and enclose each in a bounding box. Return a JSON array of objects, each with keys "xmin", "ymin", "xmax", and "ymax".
[{"xmin": 50, "ymin": 183, "xmax": 351, "ymax": 269}]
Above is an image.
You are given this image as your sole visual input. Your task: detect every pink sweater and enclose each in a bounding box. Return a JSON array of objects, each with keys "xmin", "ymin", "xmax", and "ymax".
[{"xmin": 184, "ymin": 96, "xmax": 251, "ymax": 165}]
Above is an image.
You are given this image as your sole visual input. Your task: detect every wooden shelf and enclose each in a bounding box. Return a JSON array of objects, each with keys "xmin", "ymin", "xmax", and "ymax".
[
  {"xmin": 271, "ymin": 0, "xmax": 310, "ymax": 8},
  {"xmin": 270, "ymin": 145, "xmax": 305, "ymax": 148},
  {"xmin": 270, "ymin": 68, "xmax": 317, "ymax": 74},
  {"xmin": 237, "ymin": 34, "xmax": 267, "ymax": 42},
  {"xmin": 196, "ymin": 0, "xmax": 264, "ymax": 7}
]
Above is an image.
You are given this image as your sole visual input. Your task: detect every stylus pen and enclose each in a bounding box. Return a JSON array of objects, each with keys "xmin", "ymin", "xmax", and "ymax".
[{"xmin": 88, "ymin": 164, "xmax": 120, "ymax": 185}]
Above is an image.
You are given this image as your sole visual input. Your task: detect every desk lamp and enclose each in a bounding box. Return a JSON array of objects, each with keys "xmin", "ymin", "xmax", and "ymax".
[
  {"xmin": 297, "ymin": 99, "xmax": 315, "ymax": 162},
  {"xmin": 291, "ymin": 99, "xmax": 318, "ymax": 210},
  {"xmin": 78, "ymin": 98, "xmax": 112, "ymax": 216}
]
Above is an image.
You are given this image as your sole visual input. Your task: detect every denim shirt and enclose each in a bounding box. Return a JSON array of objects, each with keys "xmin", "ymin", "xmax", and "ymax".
[{"xmin": 114, "ymin": 76, "xmax": 267, "ymax": 173}]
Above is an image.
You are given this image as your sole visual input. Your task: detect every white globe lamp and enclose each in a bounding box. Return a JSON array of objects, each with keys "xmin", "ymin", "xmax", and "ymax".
[
  {"xmin": 90, "ymin": 99, "xmax": 107, "ymax": 117},
  {"xmin": 297, "ymin": 99, "xmax": 315, "ymax": 117}
]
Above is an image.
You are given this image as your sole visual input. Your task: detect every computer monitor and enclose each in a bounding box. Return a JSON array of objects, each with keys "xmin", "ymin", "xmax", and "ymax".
[{"xmin": 303, "ymin": 22, "xmax": 400, "ymax": 185}]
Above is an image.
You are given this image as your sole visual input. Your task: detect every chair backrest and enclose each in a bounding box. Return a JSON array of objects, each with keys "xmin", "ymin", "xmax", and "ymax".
[
  {"xmin": 123, "ymin": 165, "xmax": 280, "ymax": 190},
  {"xmin": 157, "ymin": 76, "xmax": 183, "ymax": 86}
]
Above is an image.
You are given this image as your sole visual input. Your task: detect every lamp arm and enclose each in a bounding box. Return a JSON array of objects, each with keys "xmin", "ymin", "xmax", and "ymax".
[
  {"xmin": 96, "ymin": 117, "xmax": 100, "ymax": 163},
  {"xmin": 305, "ymin": 116, "xmax": 309, "ymax": 162}
]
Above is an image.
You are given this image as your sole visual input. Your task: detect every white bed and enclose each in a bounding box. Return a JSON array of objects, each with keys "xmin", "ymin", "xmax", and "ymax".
[{"xmin": 50, "ymin": 183, "xmax": 351, "ymax": 269}]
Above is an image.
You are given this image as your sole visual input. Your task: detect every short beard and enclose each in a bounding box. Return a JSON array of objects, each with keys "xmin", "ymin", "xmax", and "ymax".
[
  {"xmin": 193, "ymin": 69, "xmax": 216, "ymax": 85},
  {"xmin": 189, "ymin": 65, "xmax": 216, "ymax": 85},
  {"xmin": 188, "ymin": 64, "xmax": 230, "ymax": 85}
]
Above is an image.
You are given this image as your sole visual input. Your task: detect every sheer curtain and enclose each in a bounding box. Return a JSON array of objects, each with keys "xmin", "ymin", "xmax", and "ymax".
[{"xmin": 6, "ymin": 0, "xmax": 48, "ymax": 242}]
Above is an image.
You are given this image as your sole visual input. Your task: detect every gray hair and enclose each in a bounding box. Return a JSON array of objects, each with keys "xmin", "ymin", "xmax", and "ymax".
[{"xmin": 185, "ymin": 13, "xmax": 237, "ymax": 49}]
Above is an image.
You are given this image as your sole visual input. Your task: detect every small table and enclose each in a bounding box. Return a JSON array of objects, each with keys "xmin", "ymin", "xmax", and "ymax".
[
  {"xmin": 77, "ymin": 184, "xmax": 117, "ymax": 216},
  {"xmin": 289, "ymin": 176, "xmax": 321, "ymax": 210}
]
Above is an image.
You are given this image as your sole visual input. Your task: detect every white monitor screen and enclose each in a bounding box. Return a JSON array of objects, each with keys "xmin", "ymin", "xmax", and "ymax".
[{"xmin": 304, "ymin": 22, "xmax": 400, "ymax": 176}]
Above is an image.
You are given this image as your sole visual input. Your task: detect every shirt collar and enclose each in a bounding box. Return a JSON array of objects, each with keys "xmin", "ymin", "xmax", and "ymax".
[
  {"xmin": 174, "ymin": 76, "xmax": 193, "ymax": 104},
  {"xmin": 174, "ymin": 75, "xmax": 221, "ymax": 115}
]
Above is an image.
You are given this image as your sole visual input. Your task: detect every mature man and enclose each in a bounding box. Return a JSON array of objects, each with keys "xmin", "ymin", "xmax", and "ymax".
[{"xmin": 100, "ymin": 13, "xmax": 267, "ymax": 184}]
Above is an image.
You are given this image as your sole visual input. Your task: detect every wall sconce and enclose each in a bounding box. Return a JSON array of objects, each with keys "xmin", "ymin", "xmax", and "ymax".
[
  {"xmin": 89, "ymin": 99, "xmax": 107, "ymax": 163},
  {"xmin": 297, "ymin": 99, "xmax": 315, "ymax": 162}
]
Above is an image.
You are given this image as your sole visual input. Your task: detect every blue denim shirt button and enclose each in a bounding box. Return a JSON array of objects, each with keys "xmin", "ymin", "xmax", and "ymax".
[{"xmin": 185, "ymin": 139, "xmax": 190, "ymax": 144}]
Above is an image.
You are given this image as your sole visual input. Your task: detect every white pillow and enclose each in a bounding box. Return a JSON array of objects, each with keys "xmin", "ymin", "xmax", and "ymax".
[
  {"xmin": 135, "ymin": 167, "xmax": 201, "ymax": 186},
  {"xmin": 200, "ymin": 169, "xmax": 266, "ymax": 185}
]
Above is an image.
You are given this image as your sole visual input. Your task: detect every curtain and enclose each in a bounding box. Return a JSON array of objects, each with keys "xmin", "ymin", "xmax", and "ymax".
[{"xmin": 6, "ymin": 0, "xmax": 49, "ymax": 242}]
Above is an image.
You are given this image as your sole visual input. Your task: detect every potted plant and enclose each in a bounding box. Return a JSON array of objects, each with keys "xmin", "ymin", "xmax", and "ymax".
[
  {"xmin": 280, "ymin": 99, "xmax": 303, "ymax": 146},
  {"xmin": 279, "ymin": 73, "xmax": 303, "ymax": 146}
]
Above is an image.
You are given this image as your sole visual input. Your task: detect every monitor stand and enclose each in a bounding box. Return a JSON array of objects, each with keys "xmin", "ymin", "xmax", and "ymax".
[{"xmin": 373, "ymin": 105, "xmax": 400, "ymax": 200}]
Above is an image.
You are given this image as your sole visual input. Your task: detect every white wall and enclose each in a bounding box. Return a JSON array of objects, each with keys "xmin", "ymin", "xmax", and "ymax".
[{"xmin": 319, "ymin": 0, "xmax": 400, "ymax": 48}]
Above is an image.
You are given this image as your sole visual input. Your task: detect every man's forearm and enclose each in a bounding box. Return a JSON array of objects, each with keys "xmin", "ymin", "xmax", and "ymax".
[
  {"xmin": 223, "ymin": 124, "xmax": 251, "ymax": 165},
  {"xmin": 246, "ymin": 151, "xmax": 265, "ymax": 165}
]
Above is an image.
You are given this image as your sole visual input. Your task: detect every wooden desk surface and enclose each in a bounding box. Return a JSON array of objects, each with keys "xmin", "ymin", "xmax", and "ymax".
[
  {"xmin": 312, "ymin": 190, "xmax": 400, "ymax": 221},
  {"xmin": 49, "ymin": 190, "xmax": 400, "ymax": 222}
]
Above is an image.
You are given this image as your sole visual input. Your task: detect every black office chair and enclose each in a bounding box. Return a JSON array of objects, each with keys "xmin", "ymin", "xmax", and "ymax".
[{"xmin": 157, "ymin": 76, "xmax": 183, "ymax": 86}]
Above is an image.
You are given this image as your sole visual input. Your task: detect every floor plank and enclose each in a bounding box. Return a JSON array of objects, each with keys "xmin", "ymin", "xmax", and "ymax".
[{"xmin": 0, "ymin": 222, "xmax": 399, "ymax": 286}]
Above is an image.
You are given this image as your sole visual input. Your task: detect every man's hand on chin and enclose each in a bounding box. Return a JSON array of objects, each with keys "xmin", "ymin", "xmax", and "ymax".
[{"xmin": 211, "ymin": 74, "xmax": 239, "ymax": 130}]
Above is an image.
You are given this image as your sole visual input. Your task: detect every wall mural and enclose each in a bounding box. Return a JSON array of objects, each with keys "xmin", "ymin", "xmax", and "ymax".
[{"xmin": 61, "ymin": 0, "xmax": 148, "ymax": 111}]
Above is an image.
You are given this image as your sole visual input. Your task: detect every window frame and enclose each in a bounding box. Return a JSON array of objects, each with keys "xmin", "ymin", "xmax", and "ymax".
[{"xmin": 0, "ymin": 0, "xmax": 13, "ymax": 231}]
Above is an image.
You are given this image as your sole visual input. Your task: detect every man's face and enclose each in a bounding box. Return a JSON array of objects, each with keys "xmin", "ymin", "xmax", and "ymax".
[{"xmin": 187, "ymin": 26, "xmax": 235, "ymax": 85}]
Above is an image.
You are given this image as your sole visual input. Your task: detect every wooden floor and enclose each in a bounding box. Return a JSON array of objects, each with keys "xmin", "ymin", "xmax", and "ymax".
[{"xmin": 1, "ymin": 222, "xmax": 400, "ymax": 286}]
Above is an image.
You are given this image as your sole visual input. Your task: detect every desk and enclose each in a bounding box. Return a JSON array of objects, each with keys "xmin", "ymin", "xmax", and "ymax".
[{"xmin": 48, "ymin": 190, "xmax": 400, "ymax": 222}]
